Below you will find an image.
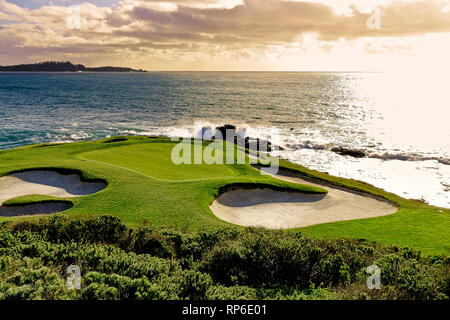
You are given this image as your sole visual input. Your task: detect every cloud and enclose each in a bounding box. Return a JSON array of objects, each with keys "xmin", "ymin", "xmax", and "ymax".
[{"xmin": 1, "ymin": 0, "xmax": 450, "ymax": 69}]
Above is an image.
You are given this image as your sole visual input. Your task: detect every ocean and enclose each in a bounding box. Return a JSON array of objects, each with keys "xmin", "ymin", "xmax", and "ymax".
[{"xmin": 0, "ymin": 72, "xmax": 449, "ymax": 208}]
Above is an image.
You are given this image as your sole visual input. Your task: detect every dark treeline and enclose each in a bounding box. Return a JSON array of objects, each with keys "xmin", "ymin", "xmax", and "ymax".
[{"xmin": 0, "ymin": 61, "xmax": 146, "ymax": 72}]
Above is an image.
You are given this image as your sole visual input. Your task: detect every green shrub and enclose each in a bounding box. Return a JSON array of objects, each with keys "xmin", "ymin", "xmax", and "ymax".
[
  {"xmin": 82, "ymin": 283, "xmax": 119, "ymax": 300},
  {"xmin": 0, "ymin": 215, "xmax": 447, "ymax": 300},
  {"xmin": 178, "ymin": 270, "xmax": 212, "ymax": 300},
  {"xmin": 206, "ymin": 285, "xmax": 257, "ymax": 300}
]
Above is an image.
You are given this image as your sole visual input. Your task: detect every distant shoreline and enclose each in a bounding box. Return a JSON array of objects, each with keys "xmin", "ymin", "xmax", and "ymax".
[
  {"xmin": 0, "ymin": 61, "xmax": 147, "ymax": 73},
  {"xmin": 0, "ymin": 71, "xmax": 147, "ymax": 73}
]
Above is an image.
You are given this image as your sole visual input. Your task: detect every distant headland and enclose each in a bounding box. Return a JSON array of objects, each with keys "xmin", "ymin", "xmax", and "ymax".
[{"xmin": 0, "ymin": 61, "xmax": 147, "ymax": 72}]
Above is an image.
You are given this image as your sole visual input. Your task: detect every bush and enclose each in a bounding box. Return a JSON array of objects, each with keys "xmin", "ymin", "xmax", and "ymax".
[{"xmin": 0, "ymin": 215, "xmax": 448, "ymax": 300}]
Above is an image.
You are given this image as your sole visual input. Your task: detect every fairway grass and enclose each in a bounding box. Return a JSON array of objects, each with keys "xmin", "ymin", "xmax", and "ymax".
[{"xmin": 0, "ymin": 136, "xmax": 448, "ymax": 256}]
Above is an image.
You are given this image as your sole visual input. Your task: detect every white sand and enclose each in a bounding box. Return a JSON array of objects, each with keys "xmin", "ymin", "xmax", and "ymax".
[
  {"xmin": 0, "ymin": 170, "xmax": 106, "ymax": 216},
  {"xmin": 210, "ymin": 167, "xmax": 397, "ymax": 229}
]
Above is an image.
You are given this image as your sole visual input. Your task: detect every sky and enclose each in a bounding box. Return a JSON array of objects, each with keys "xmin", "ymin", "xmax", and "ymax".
[{"xmin": 1, "ymin": 0, "xmax": 450, "ymax": 71}]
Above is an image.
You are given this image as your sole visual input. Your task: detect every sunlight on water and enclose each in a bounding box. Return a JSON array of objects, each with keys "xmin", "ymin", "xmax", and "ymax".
[{"xmin": 351, "ymin": 72, "xmax": 450, "ymax": 158}]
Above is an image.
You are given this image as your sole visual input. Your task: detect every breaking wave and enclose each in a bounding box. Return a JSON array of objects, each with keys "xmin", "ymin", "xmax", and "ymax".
[{"xmin": 119, "ymin": 124, "xmax": 450, "ymax": 167}]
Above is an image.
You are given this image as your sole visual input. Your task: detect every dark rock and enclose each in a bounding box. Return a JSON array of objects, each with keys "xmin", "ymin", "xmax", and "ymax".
[
  {"xmin": 215, "ymin": 124, "xmax": 237, "ymax": 141},
  {"xmin": 331, "ymin": 146, "xmax": 366, "ymax": 158},
  {"xmin": 213, "ymin": 124, "xmax": 285, "ymax": 152}
]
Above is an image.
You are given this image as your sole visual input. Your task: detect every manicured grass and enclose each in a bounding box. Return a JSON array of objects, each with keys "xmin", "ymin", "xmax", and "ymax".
[
  {"xmin": 79, "ymin": 142, "xmax": 239, "ymax": 181},
  {"xmin": 0, "ymin": 136, "xmax": 448, "ymax": 256}
]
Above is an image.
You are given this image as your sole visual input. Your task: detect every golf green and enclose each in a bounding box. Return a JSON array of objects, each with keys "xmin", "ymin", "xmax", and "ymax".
[{"xmin": 0, "ymin": 136, "xmax": 448, "ymax": 255}]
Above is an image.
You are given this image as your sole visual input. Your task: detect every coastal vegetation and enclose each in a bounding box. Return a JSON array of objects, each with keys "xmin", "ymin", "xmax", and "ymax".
[
  {"xmin": 0, "ymin": 136, "xmax": 448, "ymax": 300},
  {"xmin": 0, "ymin": 214, "xmax": 448, "ymax": 300}
]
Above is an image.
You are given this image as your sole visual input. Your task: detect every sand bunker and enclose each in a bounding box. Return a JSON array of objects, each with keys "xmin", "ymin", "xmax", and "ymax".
[
  {"xmin": 0, "ymin": 170, "xmax": 106, "ymax": 217},
  {"xmin": 0, "ymin": 202, "xmax": 73, "ymax": 217},
  {"xmin": 210, "ymin": 167, "xmax": 397, "ymax": 229}
]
